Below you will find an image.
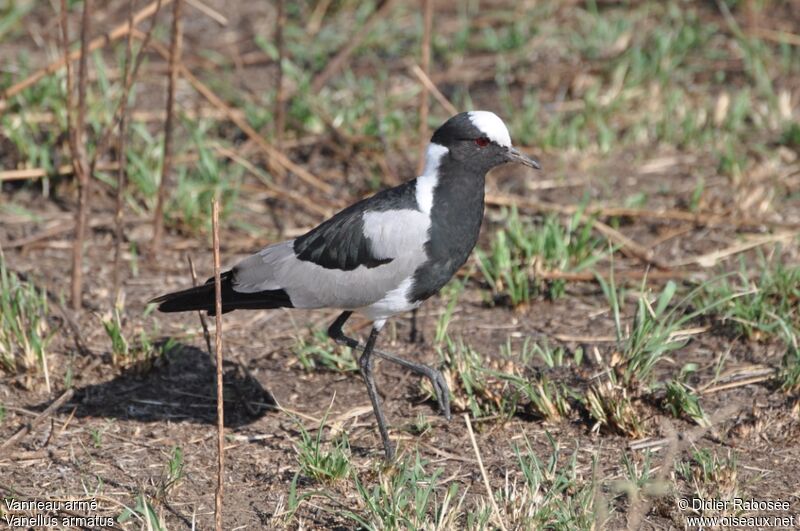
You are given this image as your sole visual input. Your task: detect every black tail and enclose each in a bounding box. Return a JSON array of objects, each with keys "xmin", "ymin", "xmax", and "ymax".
[{"xmin": 151, "ymin": 271, "xmax": 293, "ymax": 315}]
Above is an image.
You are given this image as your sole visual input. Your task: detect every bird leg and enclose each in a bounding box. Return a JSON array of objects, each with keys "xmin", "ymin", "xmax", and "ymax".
[
  {"xmin": 409, "ymin": 308, "xmax": 425, "ymax": 344},
  {"xmin": 359, "ymin": 326, "xmax": 394, "ymax": 460},
  {"xmin": 327, "ymin": 311, "xmax": 451, "ymax": 419}
]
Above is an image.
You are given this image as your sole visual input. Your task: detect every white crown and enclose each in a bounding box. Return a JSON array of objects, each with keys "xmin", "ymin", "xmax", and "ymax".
[{"xmin": 468, "ymin": 111, "xmax": 512, "ymax": 147}]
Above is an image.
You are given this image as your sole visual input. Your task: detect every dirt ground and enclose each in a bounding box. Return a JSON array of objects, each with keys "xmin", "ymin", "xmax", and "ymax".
[{"xmin": 2, "ymin": 1, "xmax": 800, "ymax": 529}]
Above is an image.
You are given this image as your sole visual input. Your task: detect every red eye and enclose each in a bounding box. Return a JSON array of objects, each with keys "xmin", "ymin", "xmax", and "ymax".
[{"xmin": 475, "ymin": 137, "xmax": 490, "ymax": 147}]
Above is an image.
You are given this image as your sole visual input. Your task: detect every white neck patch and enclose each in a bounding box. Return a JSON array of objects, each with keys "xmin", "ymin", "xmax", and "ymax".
[
  {"xmin": 415, "ymin": 142, "xmax": 448, "ymax": 215},
  {"xmin": 468, "ymin": 111, "xmax": 512, "ymax": 148}
]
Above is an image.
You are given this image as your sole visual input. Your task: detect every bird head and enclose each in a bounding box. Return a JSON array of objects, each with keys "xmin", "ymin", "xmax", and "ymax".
[{"xmin": 425, "ymin": 111, "xmax": 541, "ymax": 174}]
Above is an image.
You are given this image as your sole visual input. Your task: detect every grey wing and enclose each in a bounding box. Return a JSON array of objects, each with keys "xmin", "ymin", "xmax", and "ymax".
[
  {"xmin": 292, "ymin": 179, "xmax": 422, "ymax": 271},
  {"xmin": 230, "ymin": 207, "xmax": 431, "ymax": 310}
]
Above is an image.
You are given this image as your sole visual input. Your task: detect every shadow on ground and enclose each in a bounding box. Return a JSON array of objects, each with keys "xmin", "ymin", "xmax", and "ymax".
[{"xmin": 30, "ymin": 343, "xmax": 275, "ymax": 428}]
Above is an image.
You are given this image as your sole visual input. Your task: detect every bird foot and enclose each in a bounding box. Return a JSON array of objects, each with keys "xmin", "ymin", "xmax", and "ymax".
[
  {"xmin": 422, "ymin": 367, "xmax": 451, "ymax": 420},
  {"xmin": 383, "ymin": 440, "xmax": 397, "ymax": 462}
]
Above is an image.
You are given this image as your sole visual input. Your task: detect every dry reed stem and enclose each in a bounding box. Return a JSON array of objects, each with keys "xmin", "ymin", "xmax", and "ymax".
[
  {"xmin": 485, "ymin": 193, "xmax": 800, "ymax": 230},
  {"xmin": 415, "ymin": 0, "xmax": 434, "ymax": 175},
  {"xmin": 89, "ymin": 0, "xmax": 164, "ymax": 179},
  {"xmin": 61, "ymin": 0, "xmax": 92, "ymax": 312},
  {"xmin": 185, "ymin": 0, "xmax": 227, "ymax": 25},
  {"xmin": 464, "ymin": 413, "xmax": 507, "ymax": 531},
  {"xmin": 274, "ymin": 0, "xmax": 286, "ymax": 147},
  {"xmin": 188, "ymin": 255, "xmax": 214, "ymax": 357},
  {"xmin": 211, "ymin": 198, "xmax": 225, "ymax": 531},
  {"xmin": 113, "ymin": 0, "xmax": 137, "ymax": 302},
  {"xmin": 511, "ymin": 268, "xmax": 695, "ymax": 282},
  {"xmin": 592, "ymin": 219, "xmax": 671, "ymax": 270},
  {"xmin": 170, "ymin": 55, "xmax": 334, "ymax": 195},
  {"xmin": 59, "ymin": 0, "xmax": 75, "ymax": 301},
  {"xmin": 1, "ymin": 0, "xmax": 173, "ymax": 105},
  {"xmin": 308, "ymin": 0, "xmax": 399, "ymax": 94},
  {"xmin": 409, "ymin": 62, "xmax": 458, "ymax": 116},
  {"xmin": 306, "ymin": 0, "xmax": 332, "ymax": 35},
  {"xmin": 669, "ymin": 231, "xmax": 797, "ymax": 268},
  {"xmin": 700, "ymin": 374, "xmax": 775, "ymax": 395},
  {"xmin": 5, "ymin": 107, "xmax": 241, "ymax": 127},
  {"xmin": 152, "ymin": 0, "xmax": 183, "ymax": 251},
  {"xmin": 1, "ymin": 389, "xmax": 74, "ymax": 451},
  {"xmin": 750, "ymin": 26, "xmax": 800, "ymax": 46},
  {"xmin": 214, "ymin": 145, "xmax": 332, "ymax": 218},
  {"xmin": 126, "ymin": 31, "xmax": 335, "ymax": 196}
]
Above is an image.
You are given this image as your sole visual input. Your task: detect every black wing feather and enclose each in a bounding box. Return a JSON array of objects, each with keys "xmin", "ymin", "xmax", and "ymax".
[
  {"xmin": 151, "ymin": 271, "xmax": 293, "ymax": 315},
  {"xmin": 293, "ymin": 181, "xmax": 418, "ymax": 271}
]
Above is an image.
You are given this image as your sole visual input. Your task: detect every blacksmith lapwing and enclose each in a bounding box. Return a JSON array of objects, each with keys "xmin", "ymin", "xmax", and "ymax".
[{"xmin": 152, "ymin": 111, "xmax": 540, "ymax": 460}]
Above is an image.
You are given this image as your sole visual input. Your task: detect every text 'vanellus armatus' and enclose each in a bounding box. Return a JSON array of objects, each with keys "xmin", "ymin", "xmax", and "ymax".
[{"xmin": 152, "ymin": 111, "xmax": 541, "ymax": 460}]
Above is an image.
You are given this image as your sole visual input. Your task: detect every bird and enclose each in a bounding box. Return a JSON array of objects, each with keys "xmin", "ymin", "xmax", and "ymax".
[{"xmin": 151, "ymin": 111, "xmax": 540, "ymax": 460}]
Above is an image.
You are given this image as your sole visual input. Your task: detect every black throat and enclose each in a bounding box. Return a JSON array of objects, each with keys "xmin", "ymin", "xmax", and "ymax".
[{"xmin": 410, "ymin": 156, "xmax": 487, "ymax": 302}]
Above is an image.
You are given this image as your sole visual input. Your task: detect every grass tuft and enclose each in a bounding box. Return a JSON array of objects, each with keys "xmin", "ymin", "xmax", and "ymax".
[
  {"xmin": 780, "ymin": 340, "xmax": 800, "ymax": 395},
  {"xmin": 488, "ymin": 433, "xmax": 598, "ymax": 529},
  {"xmin": 677, "ymin": 448, "xmax": 738, "ymax": 504},
  {"xmin": 664, "ymin": 379, "xmax": 709, "ymax": 427},
  {"xmin": 433, "ymin": 336, "xmax": 518, "ymax": 419},
  {"xmin": 343, "ymin": 453, "xmax": 457, "ymax": 530},
  {"xmin": 294, "ymin": 409, "xmax": 351, "ymax": 484},
  {"xmin": 477, "ymin": 207, "xmax": 604, "ymax": 307},
  {"xmin": 585, "ymin": 377, "xmax": 646, "ymax": 438},
  {"xmin": 600, "ymin": 276, "xmax": 708, "ymax": 387},
  {"xmin": 779, "ymin": 122, "xmax": 800, "ymax": 149},
  {"xmin": 157, "ymin": 446, "xmax": 184, "ymax": 497},
  {"xmin": 0, "ymin": 253, "xmax": 52, "ymax": 383},
  {"xmin": 293, "ymin": 327, "xmax": 357, "ymax": 373},
  {"xmin": 101, "ymin": 305, "xmax": 175, "ymax": 369},
  {"xmin": 497, "ymin": 371, "xmax": 574, "ymax": 423},
  {"xmin": 695, "ymin": 256, "xmax": 799, "ymax": 342},
  {"xmin": 117, "ymin": 493, "xmax": 168, "ymax": 530}
]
